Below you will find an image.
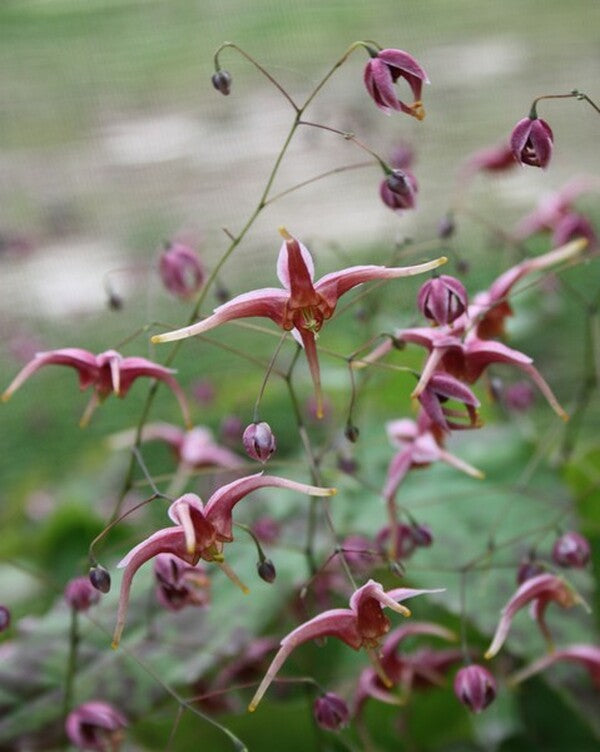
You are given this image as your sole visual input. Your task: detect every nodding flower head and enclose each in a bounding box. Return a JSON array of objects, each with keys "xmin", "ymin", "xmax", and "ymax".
[
  {"xmin": 64, "ymin": 576, "xmax": 102, "ymax": 612},
  {"xmin": 243, "ymin": 421, "xmax": 277, "ymax": 464},
  {"xmin": 364, "ymin": 48, "xmax": 429, "ymax": 119},
  {"xmin": 552, "ymin": 531, "xmax": 591, "ymax": 569},
  {"xmin": 211, "ymin": 69, "xmax": 232, "ymax": 95},
  {"xmin": 510, "ymin": 117, "xmax": 554, "ymax": 168},
  {"xmin": 159, "ymin": 242, "xmax": 204, "ymax": 299},
  {"xmin": 417, "ymin": 275, "xmax": 468, "ymax": 326},
  {"xmin": 313, "ymin": 693, "xmax": 350, "ymax": 731},
  {"xmin": 65, "ymin": 701, "xmax": 127, "ymax": 751},
  {"xmin": 380, "ymin": 169, "xmax": 418, "ymax": 212},
  {"xmin": 454, "ymin": 665, "xmax": 497, "ymax": 713},
  {"xmin": 154, "ymin": 554, "xmax": 211, "ymax": 611}
]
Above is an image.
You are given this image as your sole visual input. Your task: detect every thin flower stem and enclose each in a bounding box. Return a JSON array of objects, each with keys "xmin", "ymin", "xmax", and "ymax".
[
  {"xmin": 263, "ymin": 161, "xmax": 372, "ymax": 207},
  {"xmin": 62, "ymin": 608, "xmax": 79, "ymax": 718},
  {"xmin": 300, "ymin": 41, "xmax": 365, "ymax": 112},
  {"xmin": 458, "ymin": 572, "xmax": 470, "ymax": 662},
  {"xmin": 132, "ymin": 446, "xmax": 168, "ymax": 498},
  {"xmin": 89, "ymin": 493, "xmax": 161, "ymax": 564},
  {"xmin": 530, "ymin": 90, "xmax": 600, "ymax": 118},
  {"xmin": 214, "ymin": 42, "xmax": 299, "ymax": 111},
  {"xmin": 253, "ymin": 331, "xmax": 289, "ymax": 422},
  {"xmin": 298, "ymin": 119, "xmax": 386, "ymax": 168},
  {"xmin": 165, "ymin": 706, "xmax": 185, "ymax": 752}
]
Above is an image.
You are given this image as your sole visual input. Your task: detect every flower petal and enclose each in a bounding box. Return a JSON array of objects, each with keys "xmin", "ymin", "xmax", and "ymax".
[
  {"xmin": 276, "ymin": 236, "xmax": 315, "ymax": 290},
  {"xmin": 2, "ymin": 348, "xmax": 98, "ymax": 401}
]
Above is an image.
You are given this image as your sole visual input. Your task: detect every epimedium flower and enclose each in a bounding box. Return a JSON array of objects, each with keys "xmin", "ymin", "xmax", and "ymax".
[
  {"xmin": 454, "ymin": 665, "xmax": 497, "ymax": 713},
  {"xmin": 354, "ymin": 622, "xmax": 459, "ymax": 713},
  {"xmin": 112, "ymin": 473, "xmax": 335, "ymax": 647},
  {"xmin": 363, "ymin": 47, "xmax": 429, "ymax": 119},
  {"xmin": 417, "ymin": 274, "xmax": 468, "ymax": 326},
  {"xmin": 379, "ymin": 169, "xmax": 418, "ymax": 212},
  {"xmin": 158, "ymin": 241, "xmax": 204, "ymax": 299},
  {"xmin": 243, "ymin": 421, "xmax": 277, "ymax": 463},
  {"xmin": 416, "ymin": 371, "xmax": 481, "ymax": 431},
  {"xmin": 153, "ymin": 553, "xmax": 210, "ymax": 611},
  {"xmin": 460, "ymin": 142, "xmax": 517, "ymax": 178},
  {"xmin": 510, "ymin": 116, "xmax": 554, "ymax": 168},
  {"xmin": 551, "ymin": 531, "xmax": 591, "ymax": 569},
  {"xmin": 2, "ymin": 348, "xmax": 191, "ymax": 428},
  {"xmin": 247, "ymin": 579, "xmax": 444, "ymax": 712},
  {"xmin": 313, "ymin": 693, "xmax": 350, "ymax": 731},
  {"xmin": 151, "ymin": 227, "xmax": 446, "ymax": 418},
  {"xmin": 65, "ymin": 701, "xmax": 127, "ymax": 752},
  {"xmin": 552, "ymin": 212, "xmax": 597, "ymax": 250},
  {"xmin": 64, "ymin": 577, "xmax": 102, "ymax": 612},
  {"xmin": 509, "ymin": 644, "xmax": 600, "ymax": 689},
  {"xmin": 484, "ymin": 573, "xmax": 584, "ymax": 659}
]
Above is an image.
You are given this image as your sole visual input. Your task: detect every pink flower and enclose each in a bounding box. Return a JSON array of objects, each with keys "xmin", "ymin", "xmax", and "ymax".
[
  {"xmin": 510, "ymin": 116, "xmax": 554, "ymax": 168},
  {"xmin": 509, "ymin": 644, "xmax": 600, "ymax": 688},
  {"xmin": 454, "ymin": 665, "xmax": 497, "ymax": 713},
  {"xmin": 379, "ymin": 169, "xmax": 418, "ymax": 212},
  {"xmin": 417, "ymin": 275, "xmax": 468, "ymax": 326},
  {"xmin": 313, "ymin": 693, "xmax": 350, "ymax": 731},
  {"xmin": 243, "ymin": 421, "xmax": 277, "ymax": 463},
  {"xmin": 461, "ymin": 143, "xmax": 516, "ymax": 177},
  {"xmin": 354, "ymin": 622, "xmax": 459, "ymax": 712},
  {"xmin": 152, "ymin": 228, "xmax": 446, "ymax": 417},
  {"xmin": 485, "ymin": 573, "xmax": 582, "ymax": 659},
  {"xmin": 552, "ymin": 531, "xmax": 591, "ymax": 569},
  {"xmin": 2, "ymin": 348, "xmax": 190, "ymax": 428},
  {"xmin": 552, "ymin": 212, "xmax": 597, "ymax": 250},
  {"xmin": 64, "ymin": 577, "xmax": 101, "ymax": 612},
  {"xmin": 416, "ymin": 371, "xmax": 480, "ymax": 431},
  {"xmin": 159, "ymin": 242, "xmax": 204, "ymax": 299},
  {"xmin": 153, "ymin": 553, "xmax": 210, "ymax": 611},
  {"xmin": 364, "ymin": 48, "xmax": 429, "ymax": 119},
  {"xmin": 112, "ymin": 473, "xmax": 335, "ymax": 646},
  {"xmin": 65, "ymin": 701, "xmax": 127, "ymax": 751},
  {"xmin": 248, "ymin": 579, "xmax": 443, "ymax": 711}
]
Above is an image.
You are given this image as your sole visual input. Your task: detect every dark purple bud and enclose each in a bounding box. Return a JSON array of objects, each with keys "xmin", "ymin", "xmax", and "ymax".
[
  {"xmin": 438, "ymin": 214, "xmax": 456, "ymax": 239},
  {"xmin": 243, "ymin": 421, "xmax": 276, "ymax": 463},
  {"xmin": 417, "ymin": 275, "xmax": 468, "ymax": 326},
  {"xmin": 0, "ymin": 605, "xmax": 10, "ymax": 632},
  {"xmin": 257, "ymin": 559, "xmax": 277, "ymax": 583},
  {"xmin": 313, "ymin": 693, "xmax": 350, "ymax": 731},
  {"xmin": 344, "ymin": 424, "xmax": 360, "ymax": 443},
  {"xmin": 454, "ymin": 665, "xmax": 497, "ymax": 713},
  {"xmin": 516, "ymin": 558, "xmax": 545, "ymax": 585},
  {"xmin": 510, "ymin": 117, "xmax": 553, "ymax": 169},
  {"xmin": 380, "ymin": 169, "xmax": 418, "ymax": 212},
  {"xmin": 107, "ymin": 291, "xmax": 123, "ymax": 311},
  {"xmin": 376, "ymin": 524, "xmax": 416, "ymax": 560},
  {"xmin": 552, "ymin": 531, "xmax": 591, "ymax": 569},
  {"xmin": 211, "ymin": 69, "xmax": 232, "ymax": 95},
  {"xmin": 89, "ymin": 565, "xmax": 111, "ymax": 594},
  {"xmin": 410, "ymin": 523, "xmax": 433, "ymax": 547},
  {"xmin": 337, "ymin": 455, "xmax": 358, "ymax": 474},
  {"xmin": 65, "ymin": 576, "xmax": 101, "ymax": 612}
]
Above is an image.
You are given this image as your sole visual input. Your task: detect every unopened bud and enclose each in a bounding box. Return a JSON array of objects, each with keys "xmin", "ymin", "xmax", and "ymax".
[
  {"xmin": 410, "ymin": 523, "xmax": 433, "ymax": 547},
  {"xmin": 211, "ymin": 70, "xmax": 232, "ymax": 96},
  {"xmin": 313, "ymin": 693, "xmax": 350, "ymax": 731},
  {"xmin": 380, "ymin": 169, "xmax": 418, "ymax": 212},
  {"xmin": 257, "ymin": 559, "xmax": 277, "ymax": 583},
  {"xmin": 89, "ymin": 565, "xmax": 111, "ymax": 594},
  {"xmin": 516, "ymin": 558, "xmax": 545, "ymax": 585},
  {"xmin": 344, "ymin": 424, "xmax": 359, "ymax": 443},
  {"xmin": 417, "ymin": 275, "xmax": 468, "ymax": 326},
  {"xmin": 107, "ymin": 291, "xmax": 123, "ymax": 311},
  {"xmin": 65, "ymin": 576, "xmax": 101, "ymax": 612},
  {"xmin": 552, "ymin": 531, "xmax": 591, "ymax": 569},
  {"xmin": 454, "ymin": 665, "xmax": 497, "ymax": 713},
  {"xmin": 243, "ymin": 421, "xmax": 276, "ymax": 463},
  {"xmin": 0, "ymin": 605, "xmax": 10, "ymax": 632}
]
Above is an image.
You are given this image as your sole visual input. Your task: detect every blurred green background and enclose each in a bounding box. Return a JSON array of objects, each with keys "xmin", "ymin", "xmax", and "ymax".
[{"xmin": 0, "ymin": 1, "xmax": 599, "ymax": 750}]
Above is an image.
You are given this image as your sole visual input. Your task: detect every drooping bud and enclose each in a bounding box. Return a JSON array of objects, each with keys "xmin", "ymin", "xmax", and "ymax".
[
  {"xmin": 0, "ymin": 605, "xmax": 10, "ymax": 632},
  {"xmin": 410, "ymin": 523, "xmax": 434, "ymax": 547},
  {"xmin": 313, "ymin": 693, "xmax": 350, "ymax": 731},
  {"xmin": 242, "ymin": 421, "xmax": 276, "ymax": 463},
  {"xmin": 65, "ymin": 701, "xmax": 127, "ymax": 751},
  {"xmin": 510, "ymin": 116, "xmax": 554, "ymax": 168},
  {"xmin": 516, "ymin": 558, "xmax": 545, "ymax": 585},
  {"xmin": 107, "ymin": 291, "xmax": 124, "ymax": 311},
  {"xmin": 211, "ymin": 69, "xmax": 232, "ymax": 95},
  {"xmin": 417, "ymin": 275, "xmax": 468, "ymax": 326},
  {"xmin": 380, "ymin": 169, "xmax": 418, "ymax": 212},
  {"xmin": 89, "ymin": 565, "xmax": 111, "ymax": 594},
  {"xmin": 552, "ymin": 531, "xmax": 591, "ymax": 569},
  {"xmin": 376, "ymin": 524, "xmax": 417, "ymax": 560},
  {"xmin": 257, "ymin": 559, "xmax": 277, "ymax": 584},
  {"xmin": 65, "ymin": 576, "xmax": 102, "ymax": 612},
  {"xmin": 158, "ymin": 242, "xmax": 204, "ymax": 299},
  {"xmin": 454, "ymin": 665, "xmax": 497, "ymax": 713},
  {"xmin": 344, "ymin": 423, "xmax": 360, "ymax": 443}
]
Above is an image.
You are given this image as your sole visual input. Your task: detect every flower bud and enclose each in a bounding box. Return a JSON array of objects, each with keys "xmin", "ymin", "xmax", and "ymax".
[
  {"xmin": 65, "ymin": 576, "xmax": 101, "ymax": 612},
  {"xmin": 243, "ymin": 421, "xmax": 276, "ymax": 463},
  {"xmin": 257, "ymin": 559, "xmax": 277, "ymax": 583},
  {"xmin": 313, "ymin": 693, "xmax": 350, "ymax": 731},
  {"xmin": 454, "ymin": 665, "xmax": 497, "ymax": 713},
  {"xmin": 0, "ymin": 605, "xmax": 10, "ymax": 632},
  {"xmin": 552, "ymin": 531, "xmax": 591, "ymax": 568},
  {"xmin": 159, "ymin": 242, "xmax": 204, "ymax": 299},
  {"xmin": 380, "ymin": 169, "xmax": 418, "ymax": 212},
  {"xmin": 66, "ymin": 701, "xmax": 127, "ymax": 751},
  {"xmin": 417, "ymin": 275, "xmax": 468, "ymax": 326},
  {"xmin": 376, "ymin": 523, "xmax": 416, "ymax": 560},
  {"xmin": 344, "ymin": 424, "xmax": 360, "ymax": 443},
  {"xmin": 211, "ymin": 69, "xmax": 232, "ymax": 95},
  {"xmin": 107, "ymin": 291, "xmax": 124, "ymax": 311},
  {"xmin": 89, "ymin": 565, "xmax": 111, "ymax": 594},
  {"xmin": 510, "ymin": 116, "xmax": 553, "ymax": 168},
  {"xmin": 516, "ymin": 558, "xmax": 545, "ymax": 585},
  {"xmin": 410, "ymin": 523, "xmax": 433, "ymax": 547}
]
